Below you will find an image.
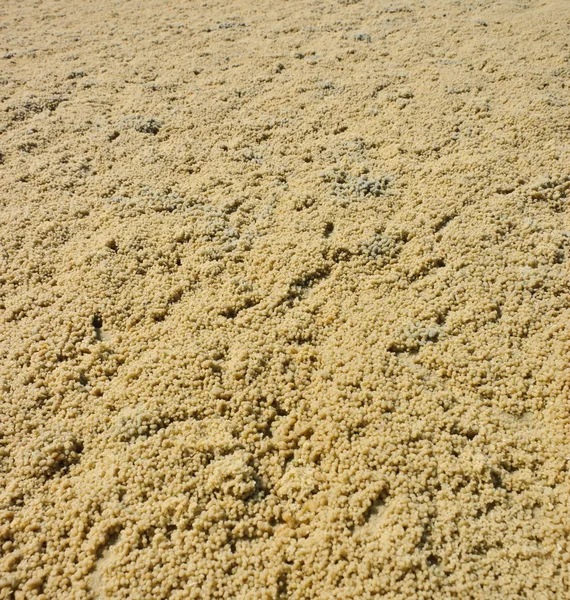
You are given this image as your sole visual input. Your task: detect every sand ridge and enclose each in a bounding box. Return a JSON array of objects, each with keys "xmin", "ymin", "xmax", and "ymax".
[{"xmin": 1, "ymin": 0, "xmax": 570, "ymax": 598}]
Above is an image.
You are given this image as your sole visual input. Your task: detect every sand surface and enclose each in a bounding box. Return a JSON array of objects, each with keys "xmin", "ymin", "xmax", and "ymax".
[{"xmin": 1, "ymin": 0, "xmax": 570, "ymax": 598}]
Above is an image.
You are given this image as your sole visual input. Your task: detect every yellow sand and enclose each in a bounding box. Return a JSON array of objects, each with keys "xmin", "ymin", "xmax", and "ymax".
[{"xmin": 1, "ymin": 0, "xmax": 570, "ymax": 598}]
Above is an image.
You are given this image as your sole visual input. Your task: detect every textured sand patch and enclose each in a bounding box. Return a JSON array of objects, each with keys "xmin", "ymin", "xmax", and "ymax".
[{"xmin": 1, "ymin": 0, "xmax": 570, "ymax": 598}]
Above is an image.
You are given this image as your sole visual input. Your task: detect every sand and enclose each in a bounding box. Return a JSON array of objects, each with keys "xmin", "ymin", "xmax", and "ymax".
[{"xmin": 1, "ymin": 0, "xmax": 570, "ymax": 598}]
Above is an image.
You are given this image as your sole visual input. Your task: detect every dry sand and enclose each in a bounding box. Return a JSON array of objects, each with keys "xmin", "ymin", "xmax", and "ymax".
[{"xmin": 1, "ymin": 0, "xmax": 570, "ymax": 598}]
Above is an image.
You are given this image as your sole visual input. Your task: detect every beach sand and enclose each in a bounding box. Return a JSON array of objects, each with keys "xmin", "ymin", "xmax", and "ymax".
[{"xmin": 1, "ymin": 0, "xmax": 570, "ymax": 597}]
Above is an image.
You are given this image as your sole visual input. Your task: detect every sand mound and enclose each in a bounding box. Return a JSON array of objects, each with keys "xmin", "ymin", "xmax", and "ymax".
[{"xmin": 1, "ymin": 0, "xmax": 570, "ymax": 598}]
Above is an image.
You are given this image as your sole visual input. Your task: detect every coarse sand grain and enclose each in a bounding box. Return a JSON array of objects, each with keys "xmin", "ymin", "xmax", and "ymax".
[{"xmin": 1, "ymin": 0, "xmax": 570, "ymax": 598}]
